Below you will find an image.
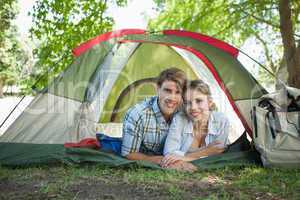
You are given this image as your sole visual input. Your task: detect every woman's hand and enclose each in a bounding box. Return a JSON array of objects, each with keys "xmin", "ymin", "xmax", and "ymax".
[
  {"xmin": 160, "ymin": 154, "xmax": 185, "ymax": 168},
  {"xmin": 206, "ymin": 141, "xmax": 226, "ymax": 154}
]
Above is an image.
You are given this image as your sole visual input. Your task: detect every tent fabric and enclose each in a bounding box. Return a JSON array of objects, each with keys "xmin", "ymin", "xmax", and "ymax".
[
  {"xmin": 0, "ymin": 142, "xmax": 260, "ymax": 169},
  {"xmin": 162, "ymin": 30, "xmax": 239, "ymax": 57},
  {"xmin": 99, "ymin": 43, "xmax": 198, "ymax": 122},
  {"xmin": 72, "ymin": 29, "xmax": 146, "ymax": 57},
  {"xmin": 173, "ymin": 46, "xmax": 245, "ymax": 141},
  {"xmin": 0, "ymin": 93, "xmax": 84, "ymax": 144},
  {"xmin": 117, "ymin": 33, "xmax": 267, "ymax": 134},
  {"xmin": 121, "ymin": 34, "xmax": 266, "ymax": 100},
  {"xmin": 72, "ymin": 29, "xmax": 239, "ymax": 58},
  {"xmin": 48, "ymin": 40, "xmax": 113, "ymax": 102},
  {"xmin": 0, "ymin": 28, "xmax": 269, "ymax": 171},
  {"xmin": 85, "ymin": 43, "xmax": 139, "ymax": 105}
]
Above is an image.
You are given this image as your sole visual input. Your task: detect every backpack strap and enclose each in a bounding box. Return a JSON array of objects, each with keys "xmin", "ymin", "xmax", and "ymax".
[
  {"xmin": 252, "ymin": 106, "xmax": 258, "ymax": 138},
  {"xmin": 298, "ymin": 113, "xmax": 300, "ymax": 136},
  {"xmin": 266, "ymin": 107, "xmax": 282, "ymax": 139},
  {"xmin": 266, "ymin": 111, "xmax": 276, "ymax": 139}
]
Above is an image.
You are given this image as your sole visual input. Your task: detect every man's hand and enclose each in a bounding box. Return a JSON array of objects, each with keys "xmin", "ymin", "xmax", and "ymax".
[
  {"xmin": 164, "ymin": 160, "xmax": 197, "ymax": 172},
  {"xmin": 126, "ymin": 153, "xmax": 163, "ymax": 165},
  {"xmin": 160, "ymin": 154, "xmax": 185, "ymax": 168}
]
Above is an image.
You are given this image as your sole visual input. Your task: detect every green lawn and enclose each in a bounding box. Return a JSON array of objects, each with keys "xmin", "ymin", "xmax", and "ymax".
[{"xmin": 0, "ymin": 164, "xmax": 299, "ymax": 200}]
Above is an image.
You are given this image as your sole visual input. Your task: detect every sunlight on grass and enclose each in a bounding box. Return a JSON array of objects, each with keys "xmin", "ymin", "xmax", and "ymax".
[{"xmin": 231, "ymin": 167, "xmax": 300, "ymax": 199}]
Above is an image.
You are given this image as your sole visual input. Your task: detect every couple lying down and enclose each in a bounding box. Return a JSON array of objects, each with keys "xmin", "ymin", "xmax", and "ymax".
[{"xmin": 121, "ymin": 68, "xmax": 229, "ymax": 172}]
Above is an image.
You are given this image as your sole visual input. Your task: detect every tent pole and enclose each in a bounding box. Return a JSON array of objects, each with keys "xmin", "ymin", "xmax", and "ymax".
[
  {"xmin": 0, "ymin": 96, "xmax": 25, "ymax": 129},
  {"xmin": 238, "ymin": 48, "xmax": 285, "ymax": 86},
  {"xmin": 0, "ymin": 53, "xmax": 68, "ymax": 130}
]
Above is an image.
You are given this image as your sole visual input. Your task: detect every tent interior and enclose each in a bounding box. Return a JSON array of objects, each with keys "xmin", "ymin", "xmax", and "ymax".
[{"xmin": 98, "ymin": 43, "xmax": 245, "ymax": 141}]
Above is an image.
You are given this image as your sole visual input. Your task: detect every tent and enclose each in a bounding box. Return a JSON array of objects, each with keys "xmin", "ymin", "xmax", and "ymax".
[{"xmin": 0, "ymin": 29, "xmax": 265, "ymax": 168}]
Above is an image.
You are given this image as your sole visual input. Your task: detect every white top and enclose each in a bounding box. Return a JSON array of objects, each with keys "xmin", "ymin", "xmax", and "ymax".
[{"xmin": 163, "ymin": 111, "xmax": 230, "ymax": 156}]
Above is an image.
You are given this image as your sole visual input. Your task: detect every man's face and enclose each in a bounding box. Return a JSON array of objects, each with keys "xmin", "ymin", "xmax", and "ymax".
[{"xmin": 157, "ymin": 80, "xmax": 183, "ymax": 120}]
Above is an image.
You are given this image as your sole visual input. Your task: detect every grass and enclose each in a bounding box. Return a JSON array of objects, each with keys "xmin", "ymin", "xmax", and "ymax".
[{"xmin": 0, "ymin": 164, "xmax": 299, "ymax": 200}]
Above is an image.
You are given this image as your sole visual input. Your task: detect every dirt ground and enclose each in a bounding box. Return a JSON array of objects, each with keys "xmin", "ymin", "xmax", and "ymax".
[
  {"xmin": 0, "ymin": 168, "xmax": 283, "ymax": 200},
  {"xmin": 0, "ymin": 175, "xmax": 211, "ymax": 200}
]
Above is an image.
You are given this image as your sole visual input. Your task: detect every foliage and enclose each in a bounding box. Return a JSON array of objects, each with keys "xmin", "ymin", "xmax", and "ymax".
[
  {"xmin": 0, "ymin": 0, "xmax": 18, "ymax": 42},
  {"xmin": 0, "ymin": 0, "xmax": 18, "ymax": 93},
  {"xmin": 149, "ymin": 0, "xmax": 300, "ymax": 88},
  {"xmin": 28, "ymin": 0, "xmax": 127, "ymax": 92},
  {"xmin": 0, "ymin": 0, "xmax": 27, "ymax": 97}
]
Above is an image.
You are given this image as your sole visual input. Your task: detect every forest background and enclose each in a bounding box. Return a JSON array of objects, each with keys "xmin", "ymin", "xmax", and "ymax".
[{"xmin": 1, "ymin": 0, "xmax": 299, "ymax": 98}]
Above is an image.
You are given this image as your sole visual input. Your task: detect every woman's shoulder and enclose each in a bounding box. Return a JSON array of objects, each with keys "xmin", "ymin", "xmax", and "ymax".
[
  {"xmin": 170, "ymin": 112, "xmax": 193, "ymax": 136},
  {"xmin": 173, "ymin": 111, "xmax": 190, "ymax": 123},
  {"xmin": 208, "ymin": 111, "xmax": 230, "ymax": 139},
  {"xmin": 211, "ymin": 111, "xmax": 229, "ymax": 123},
  {"xmin": 171, "ymin": 111, "xmax": 192, "ymax": 131}
]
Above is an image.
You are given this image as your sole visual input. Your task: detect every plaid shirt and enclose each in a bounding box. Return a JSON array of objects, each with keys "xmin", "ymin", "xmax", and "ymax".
[{"xmin": 121, "ymin": 96, "xmax": 172, "ymax": 156}]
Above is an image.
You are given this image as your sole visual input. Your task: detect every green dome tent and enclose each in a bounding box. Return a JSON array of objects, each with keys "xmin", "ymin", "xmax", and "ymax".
[{"xmin": 0, "ymin": 29, "xmax": 266, "ymax": 168}]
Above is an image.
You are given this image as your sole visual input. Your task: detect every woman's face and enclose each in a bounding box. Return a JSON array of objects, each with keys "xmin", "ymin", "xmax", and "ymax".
[{"xmin": 184, "ymin": 89, "xmax": 212, "ymax": 122}]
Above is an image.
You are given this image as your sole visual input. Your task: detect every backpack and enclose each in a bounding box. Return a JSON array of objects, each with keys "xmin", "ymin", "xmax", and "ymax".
[{"xmin": 251, "ymin": 86, "xmax": 300, "ymax": 167}]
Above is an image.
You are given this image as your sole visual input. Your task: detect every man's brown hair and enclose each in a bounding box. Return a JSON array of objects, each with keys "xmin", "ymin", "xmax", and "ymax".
[{"xmin": 157, "ymin": 67, "xmax": 187, "ymax": 92}]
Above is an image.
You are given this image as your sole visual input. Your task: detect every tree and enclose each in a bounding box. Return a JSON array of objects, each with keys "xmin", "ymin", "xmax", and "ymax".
[
  {"xmin": 149, "ymin": 0, "xmax": 300, "ymax": 89},
  {"xmin": 279, "ymin": 0, "xmax": 300, "ymax": 88},
  {"xmin": 28, "ymin": 0, "xmax": 127, "ymax": 91},
  {"xmin": 0, "ymin": 0, "xmax": 24, "ymax": 98}
]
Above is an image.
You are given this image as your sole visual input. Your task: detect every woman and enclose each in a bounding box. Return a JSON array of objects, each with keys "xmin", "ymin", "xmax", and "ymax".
[{"xmin": 161, "ymin": 79, "xmax": 229, "ymax": 167}]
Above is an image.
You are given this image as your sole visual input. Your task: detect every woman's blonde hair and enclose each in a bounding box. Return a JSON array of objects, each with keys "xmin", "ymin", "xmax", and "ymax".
[{"xmin": 184, "ymin": 79, "xmax": 217, "ymax": 111}]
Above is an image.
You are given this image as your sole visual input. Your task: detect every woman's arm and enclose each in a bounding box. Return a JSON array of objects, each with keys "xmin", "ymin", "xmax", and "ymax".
[
  {"xmin": 164, "ymin": 112, "xmax": 230, "ymax": 163},
  {"xmin": 162, "ymin": 140, "xmax": 226, "ymax": 166},
  {"xmin": 184, "ymin": 113, "xmax": 230, "ymax": 161},
  {"xmin": 161, "ymin": 114, "xmax": 191, "ymax": 167},
  {"xmin": 163, "ymin": 114, "xmax": 186, "ymax": 156},
  {"xmin": 184, "ymin": 141, "xmax": 226, "ymax": 161}
]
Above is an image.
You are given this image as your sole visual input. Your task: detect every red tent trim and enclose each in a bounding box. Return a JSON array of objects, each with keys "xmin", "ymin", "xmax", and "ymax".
[
  {"xmin": 119, "ymin": 39, "xmax": 252, "ymax": 136},
  {"xmin": 72, "ymin": 29, "xmax": 239, "ymax": 58},
  {"xmin": 72, "ymin": 29, "xmax": 146, "ymax": 57},
  {"xmin": 163, "ymin": 30, "xmax": 239, "ymax": 58}
]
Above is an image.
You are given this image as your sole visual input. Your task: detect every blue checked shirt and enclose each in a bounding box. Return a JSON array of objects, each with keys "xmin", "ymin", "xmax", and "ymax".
[{"xmin": 121, "ymin": 96, "xmax": 172, "ymax": 156}]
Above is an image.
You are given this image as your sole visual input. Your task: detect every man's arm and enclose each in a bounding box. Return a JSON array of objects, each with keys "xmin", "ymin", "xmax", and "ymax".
[
  {"xmin": 122, "ymin": 108, "xmax": 163, "ymax": 165},
  {"xmin": 126, "ymin": 152, "xmax": 163, "ymax": 165}
]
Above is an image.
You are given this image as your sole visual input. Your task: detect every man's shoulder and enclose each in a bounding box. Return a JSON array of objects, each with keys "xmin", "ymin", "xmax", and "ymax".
[{"xmin": 125, "ymin": 97, "xmax": 156, "ymax": 119}]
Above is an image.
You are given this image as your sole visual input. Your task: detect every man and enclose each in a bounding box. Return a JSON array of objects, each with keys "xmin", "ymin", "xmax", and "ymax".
[{"xmin": 121, "ymin": 67, "xmax": 196, "ymax": 171}]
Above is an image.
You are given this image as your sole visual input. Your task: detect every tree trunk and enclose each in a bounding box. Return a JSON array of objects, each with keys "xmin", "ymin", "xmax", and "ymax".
[
  {"xmin": 278, "ymin": 0, "xmax": 300, "ymax": 89},
  {"xmin": 276, "ymin": 58, "xmax": 288, "ymax": 89},
  {"xmin": 293, "ymin": 43, "xmax": 300, "ymax": 88},
  {"xmin": 0, "ymin": 78, "xmax": 4, "ymax": 98}
]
